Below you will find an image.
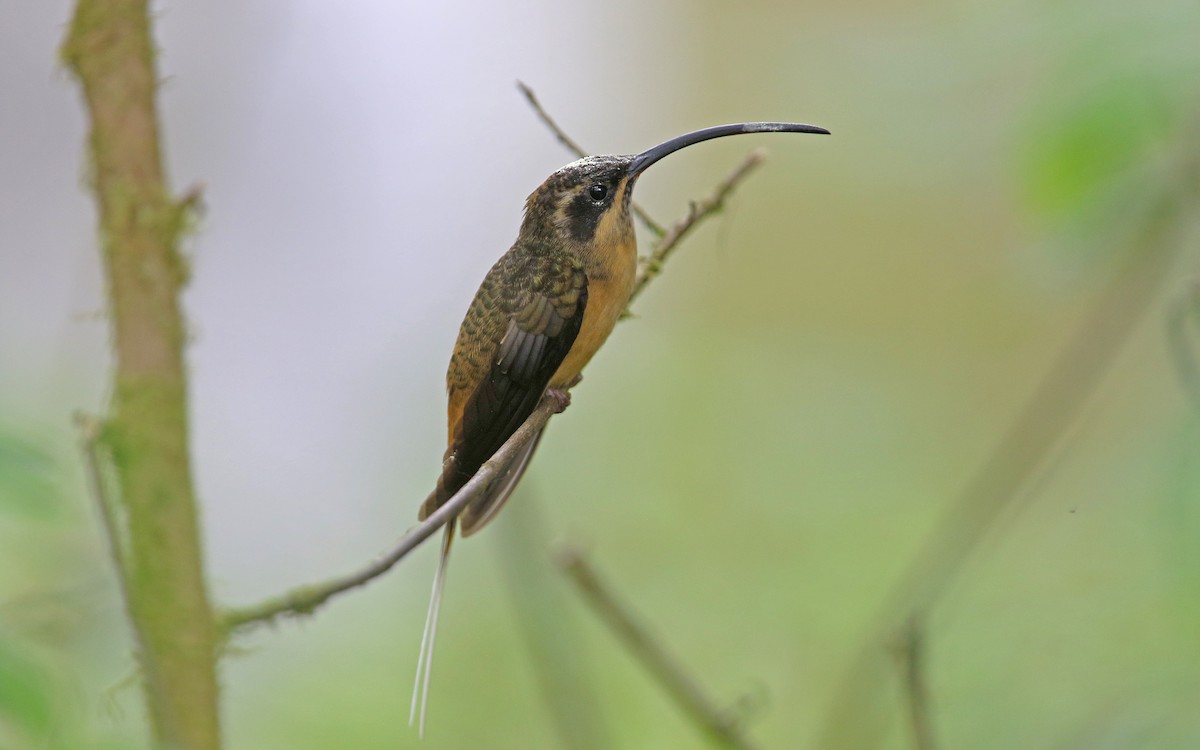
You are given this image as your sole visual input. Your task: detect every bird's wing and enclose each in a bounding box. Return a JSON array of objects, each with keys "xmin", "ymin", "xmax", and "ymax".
[{"xmin": 420, "ymin": 251, "xmax": 587, "ymax": 531}]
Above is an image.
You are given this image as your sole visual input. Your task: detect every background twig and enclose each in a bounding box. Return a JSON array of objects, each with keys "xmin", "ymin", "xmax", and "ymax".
[
  {"xmin": 518, "ymin": 81, "xmax": 666, "ymax": 237},
  {"xmin": 557, "ymin": 548, "xmax": 760, "ymax": 750},
  {"xmin": 628, "ymin": 149, "xmax": 766, "ymax": 310},
  {"xmin": 890, "ymin": 616, "xmax": 938, "ymax": 750},
  {"xmin": 518, "ymin": 81, "xmax": 768, "ymax": 276}
]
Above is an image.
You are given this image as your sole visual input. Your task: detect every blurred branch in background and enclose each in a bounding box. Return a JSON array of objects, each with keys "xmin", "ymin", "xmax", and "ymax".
[
  {"xmin": 60, "ymin": 0, "xmax": 221, "ymax": 747},
  {"xmin": 495, "ymin": 492, "xmax": 610, "ymax": 750},
  {"xmin": 1166, "ymin": 279, "xmax": 1200, "ymax": 411},
  {"xmin": 557, "ymin": 548, "xmax": 761, "ymax": 750},
  {"xmin": 816, "ymin": 111, "xmax": 1200, "ymax": 750},
  {"xmin": 889, "ymin": 616, "xmax": 938, "ymax": 750},
  {"xmin": 220, "ymin": 84, "xmax": 770, "ymax": 634}
]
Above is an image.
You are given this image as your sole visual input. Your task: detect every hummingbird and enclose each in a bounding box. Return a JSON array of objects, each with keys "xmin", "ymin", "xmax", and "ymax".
[{"xmin": 410, "ymin": 121, "xmax": 829, "ymax": 732}]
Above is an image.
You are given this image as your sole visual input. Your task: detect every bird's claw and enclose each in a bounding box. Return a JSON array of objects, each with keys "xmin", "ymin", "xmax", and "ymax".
[{"xmin": 547, "ymin": 388, "xmax": 572, "ymax": 413}]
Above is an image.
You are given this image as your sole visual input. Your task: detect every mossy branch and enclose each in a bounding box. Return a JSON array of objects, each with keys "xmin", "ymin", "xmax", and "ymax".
[{"xmin": 61, "ymin": 1, "xmax": 220, "ymax": 747}]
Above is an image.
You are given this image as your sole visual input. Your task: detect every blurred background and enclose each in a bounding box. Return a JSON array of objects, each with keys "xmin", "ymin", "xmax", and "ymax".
[{"xmin": 2, "ymin": 0, "xmax": 1199, "ymax": 748}]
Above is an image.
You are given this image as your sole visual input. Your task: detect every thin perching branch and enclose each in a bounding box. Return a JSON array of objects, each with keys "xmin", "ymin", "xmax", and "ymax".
[
  {"xmin": 221, "ymin": 395, "xmax": 561, "ymax": 631},
  {"xmin": 557, "ymin": 548, "xmax": 760, "ymax": 750},
  {"xmin": 221, "ymin": 89, "xmax": 775, "ymax": 633}
]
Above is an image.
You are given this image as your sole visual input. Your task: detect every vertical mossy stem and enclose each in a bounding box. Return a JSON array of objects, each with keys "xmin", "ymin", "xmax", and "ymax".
[{"xmin": 62, "ymin": 0, "xmax": 221, "ymax": 747}]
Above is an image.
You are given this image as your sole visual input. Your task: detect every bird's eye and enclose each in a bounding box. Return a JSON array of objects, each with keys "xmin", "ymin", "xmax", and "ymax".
[{"xmin": 588, "ymin": 184, "xmax": 608, "ymax": 201}]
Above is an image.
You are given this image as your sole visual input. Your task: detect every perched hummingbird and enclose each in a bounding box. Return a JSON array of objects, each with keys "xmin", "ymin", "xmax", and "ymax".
[{"xmin": 410, "ymin": 121, "xmax": 829, "ymax": 732}]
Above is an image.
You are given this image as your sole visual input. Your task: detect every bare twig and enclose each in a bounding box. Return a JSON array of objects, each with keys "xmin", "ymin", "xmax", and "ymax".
[
  {"xmin": 74, "ymin": 413, "xmax": 131, "ymax": 601},
  {"xmin": 518, "ymin": 81, "xmax": 666, "ymax": 237},
  {"xmin": 220, "ymin": 395, "xmax": 561, "ymax": 632},
  {"xmin": 517, "ymin": 81, "xmax": 588, "ymax": 161},
  {"xmin": 628, "ymin": 148, "xmax": 766, "ymax": 309},
  {"xmin": 889, "ymin": 616, "xmax": 938, "ymax": 750},
  {"xmin": 62, "ymin": 1, "xmax": 220, "ymax": 746},
  {"xmin": 557, "ymin": 548, "xmax": 760, "ymax": 750}
]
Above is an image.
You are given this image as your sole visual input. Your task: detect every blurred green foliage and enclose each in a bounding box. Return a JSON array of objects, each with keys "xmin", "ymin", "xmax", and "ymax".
[
  {"xmin": 0, "ymin": 434, "xmax": 62, "ymax": 522},
  {"xmin": 1015, "ymin": 0, "xmax": 1200, "ymax": 268},
  {"xmin": 0, "ymin": 434, "xmax": 64, "ymax": 748},
  {"xmin": 1020, "ymin": 73, "xmax": 1177, "ymax": 219},
  {"xmin": 0, "ymin": 639, "xmax": 54, "ymax": 748}
]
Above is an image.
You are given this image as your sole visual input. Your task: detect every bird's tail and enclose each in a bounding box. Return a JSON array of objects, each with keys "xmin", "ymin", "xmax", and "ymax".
[
  {"xmin": 409, "ymin": 518, "xmax": 455, "ymax": 737},
  {"xmin": 417, "ymin": 426, "xmax": 547, "ymax": 536},
  {"xmin": 408, "ymin": 424, "xmax": 546, "ymax": 733}
]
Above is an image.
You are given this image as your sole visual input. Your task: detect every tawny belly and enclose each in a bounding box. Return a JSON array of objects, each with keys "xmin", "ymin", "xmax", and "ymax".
[{"xmin": 549, "ymin": 272, "xmax": 634, "ymax": 388}]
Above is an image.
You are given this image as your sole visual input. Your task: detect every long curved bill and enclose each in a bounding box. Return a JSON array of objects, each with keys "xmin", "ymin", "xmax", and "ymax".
[{"xmin": 628, "ymin": 122, "xmax": 830, "ymax": 177}]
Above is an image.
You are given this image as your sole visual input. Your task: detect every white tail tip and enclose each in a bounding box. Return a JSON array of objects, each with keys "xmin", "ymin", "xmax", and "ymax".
[{"xmin": 409, "ymin": 521, "xmax": 454, "ymax": 737}]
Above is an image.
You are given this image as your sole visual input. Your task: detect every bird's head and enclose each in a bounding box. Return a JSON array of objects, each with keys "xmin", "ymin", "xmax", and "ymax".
[{"xmin": 520, "ymin": 122, "xmax": 830, "ymax": 254}]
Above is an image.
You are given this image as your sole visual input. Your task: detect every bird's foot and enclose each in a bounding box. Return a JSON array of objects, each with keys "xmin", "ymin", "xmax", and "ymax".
[
  {"xmin": 565, "ymin": 373, "xmax": 583, "ymax": 388},
  {"xmin": 546, "ymin": 388, "xmax": 572, "ymax": 413}
]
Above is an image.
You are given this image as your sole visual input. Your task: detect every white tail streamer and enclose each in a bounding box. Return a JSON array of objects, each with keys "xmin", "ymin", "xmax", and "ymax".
[{"xmin": 409, "ymin": 520, "xmax": 455, "ymax": 737}]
